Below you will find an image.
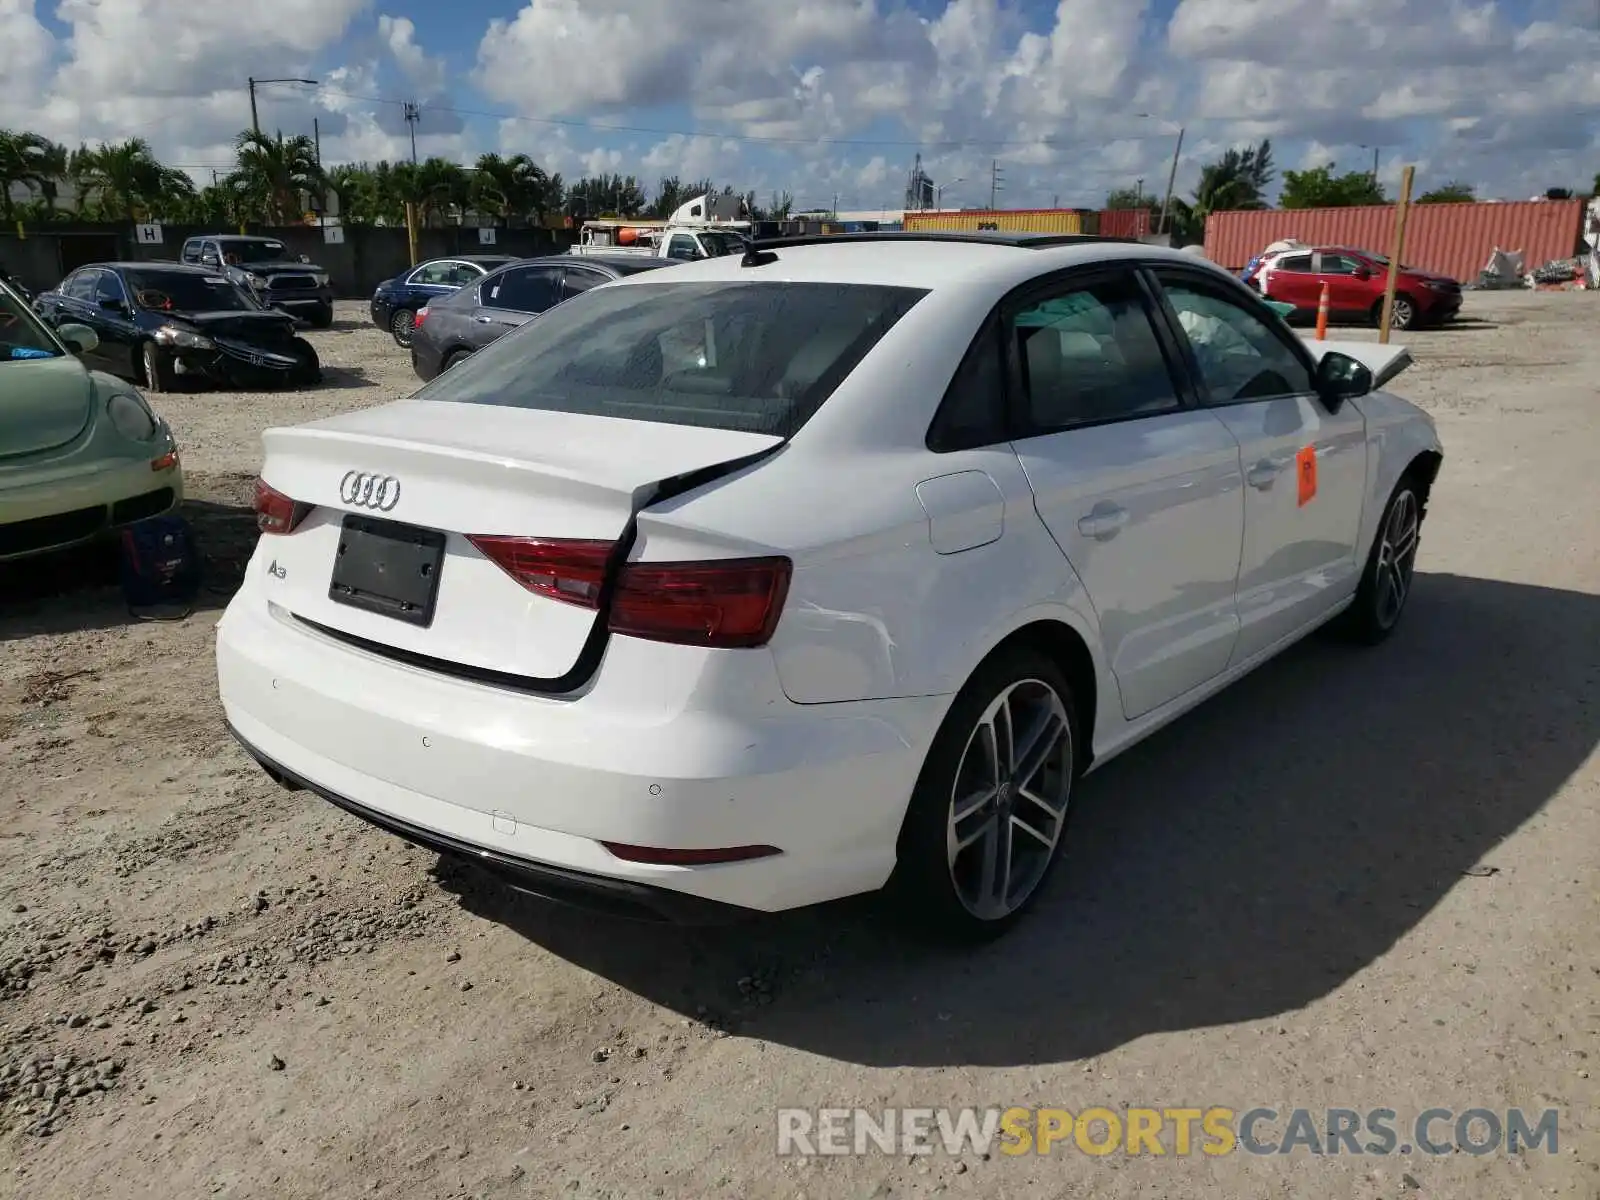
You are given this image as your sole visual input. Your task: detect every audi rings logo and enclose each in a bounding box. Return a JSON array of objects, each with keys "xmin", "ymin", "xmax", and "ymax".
[{"xmin": 340, "ymin": 471, "xmax": 402, "ymax": 512}]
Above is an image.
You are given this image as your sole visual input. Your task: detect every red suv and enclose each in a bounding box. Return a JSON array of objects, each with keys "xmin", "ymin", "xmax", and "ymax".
[{"xmin": 1249, "ymin": 246, "xmax": 1462, "ymax": 330}]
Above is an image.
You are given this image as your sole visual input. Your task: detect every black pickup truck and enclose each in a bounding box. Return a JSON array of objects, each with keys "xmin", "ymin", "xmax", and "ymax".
[{"xmin": 179, "ymin": 234, "xmax": 334, "ymax": 328}]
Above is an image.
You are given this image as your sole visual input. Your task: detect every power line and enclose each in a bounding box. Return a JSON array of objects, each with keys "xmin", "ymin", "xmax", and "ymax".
[{"xmin": 303, "ymin": 84, "xmax": 1186, "ymax": 152}]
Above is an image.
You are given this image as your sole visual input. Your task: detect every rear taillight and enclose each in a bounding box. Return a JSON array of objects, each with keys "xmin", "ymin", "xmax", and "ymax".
[
  {"xmin": 465, "ymin": 536, "xmax": 609, "ymax": 606},
  {"xmin": 611, "ymin": 557, "xmax": 791, "ymax": 648},
  {"xmin": 413, "ymin": 306, "xmax": 429, "ymax": 329},
  {"xmin": 468, "ymin": 536, "xmax": 791, "ymax": 649},
  {"xmin": 253, "ymin": 478, "xmax": 311, "ymax": 535}
]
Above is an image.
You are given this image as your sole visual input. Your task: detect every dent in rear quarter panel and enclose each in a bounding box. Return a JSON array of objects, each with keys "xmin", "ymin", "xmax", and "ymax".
[{"xmin": 643, "ymin": 446, "xmax": 1103, "ymax": 706}]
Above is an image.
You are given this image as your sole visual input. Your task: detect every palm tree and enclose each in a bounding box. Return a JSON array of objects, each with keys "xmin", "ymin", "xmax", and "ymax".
[
  {"xmin": 31, "ymin": 139, "xmax": 72, "ymax": 215},
  {"xmin": 72, "ymin": 138, "xmax": 187, "ymax": 221},
  {"xmin": 1193, "ymin": 139, "xmax": 1275, "ymax": 219},
  {"xmin": 389, "ymin": 158, "xmax": 469, "ymax": 227},
  {"xmin": 0, "ymin": 129, "xmax": 54, "ymax": 222},
  {"xmin": 470, "ymin": 153, "xmax": 551, "ymax": 226},
  {"xmin": 229, "ymin": 129, "xmax": 325, "ymax": 225}
]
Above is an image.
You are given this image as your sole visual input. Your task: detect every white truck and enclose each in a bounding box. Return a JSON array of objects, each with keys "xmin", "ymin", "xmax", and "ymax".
[{"xmin": 572, "ymin": 193, "xmax": 752, "ymax": 262}]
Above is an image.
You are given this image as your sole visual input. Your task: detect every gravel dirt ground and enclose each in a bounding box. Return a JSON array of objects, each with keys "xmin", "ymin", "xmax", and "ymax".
[{"xmin": 2, "ymin": 295, "xmax": 1597, "ymax": 1199}]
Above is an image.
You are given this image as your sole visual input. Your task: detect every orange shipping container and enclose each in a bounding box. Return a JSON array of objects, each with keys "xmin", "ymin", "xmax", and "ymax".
[
  {"xmin": 904, "ymin": 208, "xmax": 1086, "ymax": 235},
  {"xmin": 1204, "ymin": 200, "xmax": 1583, "ymax": 283},
  {"xmin": 1096, "ymin": 208, "xmax": 1153, "ymax": 239}
]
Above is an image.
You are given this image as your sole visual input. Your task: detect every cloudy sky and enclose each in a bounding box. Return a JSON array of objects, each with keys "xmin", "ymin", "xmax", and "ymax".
[{"xmin": 1, "ymin": 0, "xmax": 1596, "ymax": 211}]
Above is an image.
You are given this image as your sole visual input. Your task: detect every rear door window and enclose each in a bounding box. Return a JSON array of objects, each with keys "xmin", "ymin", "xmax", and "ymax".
[
  {"xmin": 561, "ymin": 267, "xmax": 609, "ymax": 301},
  {"xmin": 63, "ymin": 271, "xmax": 98, "ymax": 300},
  {"xmin": 483, "ymin": 265, "xmax": 561, "ymax": 313},
  {"xmin": 417, "ymin": 280, "xmax": 927, "ymax": 438}
]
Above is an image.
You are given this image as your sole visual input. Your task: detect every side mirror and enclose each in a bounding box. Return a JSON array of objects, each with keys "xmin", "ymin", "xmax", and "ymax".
[
  {"xmin": 299, "ymin": 254, "xmax": 311, "ymax": 264},
  {"xmin": 98, "ymin": 297, "xmax": 126, "ymax": 313},
  {"xmin": 1354, "ymin": 267, "xmax": 1372, "ymax": 280},
  {"xmin": 57, "ymin": 323, "xmax": 99, "ymax": 354},
  {"xmin": 200, "ymin": 254, "xmax": 219, "ymax": 266},
  {"xmin": 1315, "ymin": 351, "xmax": 1372, "ymax": 410}
]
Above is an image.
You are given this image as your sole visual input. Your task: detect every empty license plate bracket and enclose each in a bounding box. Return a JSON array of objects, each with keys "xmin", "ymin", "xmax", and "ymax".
[{"xmin": 328, "ymin": 514, "xmax": 446, "ymax": 628}]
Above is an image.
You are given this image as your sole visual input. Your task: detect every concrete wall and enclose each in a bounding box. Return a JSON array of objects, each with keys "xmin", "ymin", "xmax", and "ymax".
[{"xmin": 0, "ymin": 223, "xmax": 573, "ymax": 298}]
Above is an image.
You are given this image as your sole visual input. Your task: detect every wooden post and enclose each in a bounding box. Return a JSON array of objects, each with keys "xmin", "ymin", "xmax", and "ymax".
[
  {"xmin": 1378, "ymin": 165, "xmax": 1415, "ymax": 344},
  {"xmin": 405, "ymin": 202, "xmax": 420, "ymax": 267},
  {"xmin": 1315, "ymin": 282, "xmax": 1330, "ymax": 340}
]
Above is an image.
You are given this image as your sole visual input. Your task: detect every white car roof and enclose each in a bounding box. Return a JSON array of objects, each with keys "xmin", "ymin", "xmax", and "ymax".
[{"xmin": 607, "ymin": 236, "xmax": 1218, "ymax": 296}]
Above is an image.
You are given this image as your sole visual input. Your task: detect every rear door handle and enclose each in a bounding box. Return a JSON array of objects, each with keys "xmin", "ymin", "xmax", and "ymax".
[
  {"xmin": 1247, "ymin": 458, "xmax": 1283, "ymax": 490},
  {"xmin": 1077, "ymin": 504, "xmax": 1129, "ymax": 540},
  {"xmin": 474, "ymin": 315, "xmax": 494, "ymax": 323}
]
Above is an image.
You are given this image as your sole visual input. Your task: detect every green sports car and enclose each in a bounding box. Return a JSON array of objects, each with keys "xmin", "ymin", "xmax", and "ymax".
[{"xmin": 1, "ymin": 279, "xmax": 184, "ymax": 561}]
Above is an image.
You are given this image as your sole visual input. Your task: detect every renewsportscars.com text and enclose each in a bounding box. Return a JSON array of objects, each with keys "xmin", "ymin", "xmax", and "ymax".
[{"xmin": 776, "ymin": 1106, "xmax": 1560, "ymax": 1158}]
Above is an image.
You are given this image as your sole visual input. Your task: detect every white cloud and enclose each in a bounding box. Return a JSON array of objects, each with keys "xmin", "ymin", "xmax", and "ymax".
[
  {"xmin": 0, "ymin": 0, "xmax": 53, "ymax": 110},
  {"xmin": 1, "ymin": 0, "xmax": 1595, "ymax": 208},
  {"xmin": 378, "ymin": 14, "xmax": 447, "ymax": 97}
]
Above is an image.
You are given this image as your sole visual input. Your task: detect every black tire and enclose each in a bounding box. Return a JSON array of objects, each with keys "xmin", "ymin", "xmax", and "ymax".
[
  {"xmin": 441, "ymin": 348, "xmax": 472, "ymax": 372},
  {"xmin": 140, "ymin": 341, "xmax": 173, "ymax": 393},
  {"xmin": 389, "ymin": 308, "xmax": 416, "ymax": 348},
  {"xmin": 308, "ymin": 303, "xmax": 334, "ymax": 330},
  {"xmin": 1340, "ymin": 475, "xmax": 1424, "ymax": 645},
  {"xmin": 288, "ymin": 337, "xmax": 322, "ymax": 388},
  {"xmin": 888, "ymin": 646, "xmax": 1081, "ymax": 942},
  {"xmin": 1373, "ymin": 293, "xmax": 1417, "ymax": 331}
]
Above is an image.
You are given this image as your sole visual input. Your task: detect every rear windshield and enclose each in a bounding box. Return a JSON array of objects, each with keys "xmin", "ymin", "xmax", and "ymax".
[{"xmin": 415, "ymin": 280, "xmax": 927, "ymax": 437}]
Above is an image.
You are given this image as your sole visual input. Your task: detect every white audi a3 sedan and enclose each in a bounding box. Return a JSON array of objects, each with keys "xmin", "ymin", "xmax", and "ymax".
[{"xmin": 216, "ymin": 231, "xmax": 1443, "ymax": 939}]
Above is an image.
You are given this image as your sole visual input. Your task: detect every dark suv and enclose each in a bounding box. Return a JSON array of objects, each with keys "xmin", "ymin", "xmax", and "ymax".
[{"xmin": 179, "ymin": 235, "xmax": 335, "ymax": 328}]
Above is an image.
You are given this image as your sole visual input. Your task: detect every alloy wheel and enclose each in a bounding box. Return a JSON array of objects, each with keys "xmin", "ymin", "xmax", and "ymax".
[
  {"xmin": 1391, "ymin": 297, "xmax": 1415, "ymax": 329},
  {"xmin": 392, "ymin": 310, "xmax": 415, "ymax": 346},
  {"xmin": 946, "ymin": 678, "xmax": 1073, "ymax": 921},
  {"xmin": 1373, "ymin": 489, "xmax": 1419, "ymax": 630}
]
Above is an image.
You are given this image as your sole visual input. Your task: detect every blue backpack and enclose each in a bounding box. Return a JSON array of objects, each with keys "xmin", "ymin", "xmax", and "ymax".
[{"xmin": 118, "ymin": 514, "xmax": 201, "ymax": 619}]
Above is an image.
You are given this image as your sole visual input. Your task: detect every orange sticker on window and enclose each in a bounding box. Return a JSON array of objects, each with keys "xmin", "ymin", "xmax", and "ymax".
[{"xmin": 1296, "ymin": 446, "xmax": 1318, "ymax": 507}]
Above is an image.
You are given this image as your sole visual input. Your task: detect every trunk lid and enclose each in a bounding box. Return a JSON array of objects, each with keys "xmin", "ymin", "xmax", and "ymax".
[
  {"xmin": 1, "ymin": 356, "xmax": 95, "ymax": 460},
  {"xmin": 256, "ymin": 400, "xmax": 783, "ymax": 681}
]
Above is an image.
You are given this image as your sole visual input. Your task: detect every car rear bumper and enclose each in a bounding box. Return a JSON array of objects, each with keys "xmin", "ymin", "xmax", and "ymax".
[
  {"xmin": 410, "ymin": 341, "xmax": 443, "ymax": 381},
  {"xmin": 0, "ymin": 457, "xmax": 183, "ymax": 560},
  {"xmin": 229, "ymin": 724, "xmax": 750, "ymax": 924},
  {"xmin": 215, "ymin": 573, "xmax": 943, "ymax": 915}
]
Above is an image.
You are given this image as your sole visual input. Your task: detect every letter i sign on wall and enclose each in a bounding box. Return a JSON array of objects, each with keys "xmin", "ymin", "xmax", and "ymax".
[{"xmin": 1296, "ymin": 446, "xmax": 1318, "ymax": 506}]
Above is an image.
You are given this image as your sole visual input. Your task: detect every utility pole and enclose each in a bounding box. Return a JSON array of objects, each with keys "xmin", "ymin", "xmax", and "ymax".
[
  {"xmin": 247, "ymin": 76, "xmax": 318, "ymax": 136},
  {"xmin": 403, "ymin": 101, "xmax": 421, "ymax": 164},
  {"xmin": 1135, "ymin": 177, "xmax": 1144, "ymax": 206},
  {"xmin": 313, "ymin": 118, "xmax": 322, "ymax": 167},
  {"xmin": 1158, "ymin": 125, "xmax": 1185, "ymax": 237},
  {"xmin": 989, "ymin": 159, "xmax": 1004, "ymax": 210}
]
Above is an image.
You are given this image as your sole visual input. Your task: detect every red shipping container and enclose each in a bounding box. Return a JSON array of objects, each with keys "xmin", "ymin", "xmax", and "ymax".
[
  {"xmin": 1095, "ymin": 208, "xmax": 1153, "ymax": 239},
  {"xmin": 1204, "ymin": 200, "xmax": 1583, "ymax": 283}
]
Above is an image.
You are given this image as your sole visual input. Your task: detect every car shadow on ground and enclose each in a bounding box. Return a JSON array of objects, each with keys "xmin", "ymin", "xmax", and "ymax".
[
  {"xmin": 0, "ymin": 494, "xmax": 257, "ymax": 641},
  {"xmin": 439, "ymin": 571, "xmax": 1600, "ymax": 1067},
  {"xmin": 314, "ymin": 365, "xmax": 373, "ymax": 390}
]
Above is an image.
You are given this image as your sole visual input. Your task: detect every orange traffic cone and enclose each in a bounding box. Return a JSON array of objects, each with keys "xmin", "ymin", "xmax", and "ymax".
[{"xmin": 1315, "ymin": 282, "xmax": 1330, "ymax": 340}]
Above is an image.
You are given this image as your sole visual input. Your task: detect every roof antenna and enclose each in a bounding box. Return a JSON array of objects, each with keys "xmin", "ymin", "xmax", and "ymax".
[{"xmin": 742, "ymin": 243, "xmax": 779, "ymax": 267}]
